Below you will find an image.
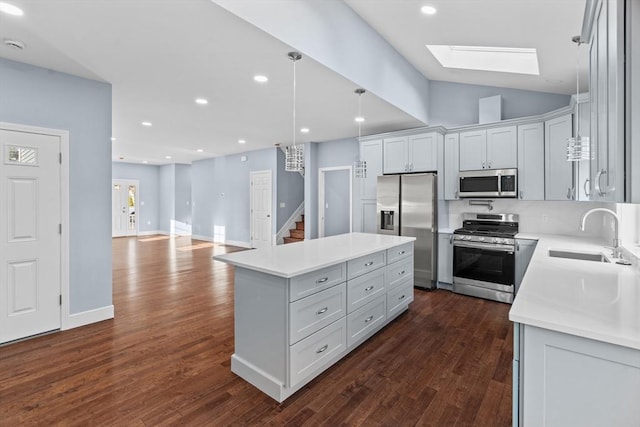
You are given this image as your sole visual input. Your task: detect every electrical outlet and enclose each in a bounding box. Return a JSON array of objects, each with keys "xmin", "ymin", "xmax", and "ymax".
[{"xmin": 280, "ymin": 202, "xmax": 285, "ymax": 208}]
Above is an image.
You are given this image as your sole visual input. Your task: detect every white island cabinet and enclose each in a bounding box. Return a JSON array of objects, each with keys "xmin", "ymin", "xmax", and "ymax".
[{"xmin": 214, "ymin": 233, "xmax": 415, "ymax": 402}]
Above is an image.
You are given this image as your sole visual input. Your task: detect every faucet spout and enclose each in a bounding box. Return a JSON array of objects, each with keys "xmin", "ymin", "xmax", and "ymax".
[{"xmin": 579, "ymin": 208, "xmax": 621, "ymax": 257}]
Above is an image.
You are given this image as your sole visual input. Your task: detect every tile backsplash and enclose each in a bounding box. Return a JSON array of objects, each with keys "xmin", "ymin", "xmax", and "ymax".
[{"xmin": 445, "ymin": 200, "xmax": 615, "ymax": 238}]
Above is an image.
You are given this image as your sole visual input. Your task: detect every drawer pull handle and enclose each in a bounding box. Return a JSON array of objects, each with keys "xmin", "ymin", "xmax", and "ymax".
[
  {"xmin": 364, "ymin": 261, "xmax": 374, "ymax": 267},
  {"xmin": 398, "ymin": 250, "xmax": 405, "ymax": 255},
  {"xmin": 399, "ymin": 270, "xmax": 405, "ymax": 276},
  {"xmin": 316, "ymin": 307, "xmax": 328, "ymax": 315},
  {"xmin": 364, "ymin": 285, "xmax": 374, "ymax": 292},
  {"xmin": 399, "ymin": 294, "xmax": 406, "ymax": 301},
  {"xmin": 316, "ymin": 277, "xmax": 329, "ymax": 283},
  {"xmin": 316, "ymin": 344, "xmax": 328, "ymax": 354},
  {"xmin": 365, "ymin": 316, "xmax": 374, "ymax": 323}
]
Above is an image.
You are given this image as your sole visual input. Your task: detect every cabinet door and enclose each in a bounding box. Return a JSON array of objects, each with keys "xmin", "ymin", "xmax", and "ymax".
[
  {"xmin": 545, "ymin": 114, "xmax": 574, "ymax": 200},
  {"xmin": 437, "ymin": 233, "xmax": 453, "ymax": 285},
  {"xmin": 383, "ymin": 136, "xmax": 408, "ymax": 174},
  {"xmin": 487, "ymin": 126, "xmax": 517, "ymax": 169},
  {"xmin": 408, "ymin": 133, "xmax": 438, "ymax": 172},
  {"xmin": 359, "ymin": 139, "xmax": 382, "ymax": 200},
  {"xmin": 444, "ymin": 133, "xmax": 460, "ymax": 200},
  {"xmin": 459, "ymin": 130, "xmax": 486, "ymax": 171},
  {"xmin": 517, "ymin": 123, "xmax": 544, "ymax": 200}
]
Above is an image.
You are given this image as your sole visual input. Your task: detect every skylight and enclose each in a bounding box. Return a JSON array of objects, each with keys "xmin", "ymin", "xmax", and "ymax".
[{"xmin": 426, "ymin": 45, "xmax": 540, "ymax": 75}]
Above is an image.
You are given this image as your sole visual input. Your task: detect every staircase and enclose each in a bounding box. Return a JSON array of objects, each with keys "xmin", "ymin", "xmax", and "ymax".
[{"xmin": 283, "ymin": 215, "xmax": 304, "ymax": 244}]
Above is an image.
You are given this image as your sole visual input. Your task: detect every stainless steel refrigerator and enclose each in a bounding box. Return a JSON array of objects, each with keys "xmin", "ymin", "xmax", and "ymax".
[{"xmin": 376, "ymin": 173, "xmax": 437, "ymax": 289}]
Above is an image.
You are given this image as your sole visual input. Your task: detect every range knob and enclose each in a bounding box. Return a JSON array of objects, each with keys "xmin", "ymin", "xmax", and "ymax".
[
  {"xmin": 492, "ymin": 238, "xmax": 499, "ymax": 244},
  {"xmin": 478, "ymin": 236, "xmax": 485, "ymax": 241}
]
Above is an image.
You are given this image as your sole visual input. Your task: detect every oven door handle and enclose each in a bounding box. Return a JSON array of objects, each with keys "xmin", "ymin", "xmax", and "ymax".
[{"xmin": 453, "ymin": 241, "xmax": 514, "ymax": 252}]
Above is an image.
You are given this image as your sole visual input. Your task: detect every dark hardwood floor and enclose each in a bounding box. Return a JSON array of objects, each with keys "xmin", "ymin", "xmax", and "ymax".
[{"xmin": 0, "ymin": 236, "xmax": 513, "ymax": 426}]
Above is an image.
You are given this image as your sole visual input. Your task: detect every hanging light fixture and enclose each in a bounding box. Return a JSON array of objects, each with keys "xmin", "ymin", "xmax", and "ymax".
[
  {"xmin": 566, "ymin": 35, "xmax": 590, "ymax": 161},
  {"xmin": 354, "ymin": 88, "xmax": 367, "ymax": 179},
  {"xmin": 285, "ymin": 51, "xmax": 305, "ymax": 173}
]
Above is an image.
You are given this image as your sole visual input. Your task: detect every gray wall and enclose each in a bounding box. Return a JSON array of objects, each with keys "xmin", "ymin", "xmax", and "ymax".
[
  {"xmin": 159, "ymin": 164, "xmax": 175, "ymax": 234},
  {"xmin": 174, "ymin": 164, "xmax": 192, "ymax": 226},
  {"xmin": 112, "ymin": 162, "xmax": 160, "ymax": 233},
  {"xmin": 323, "ymin": 169, "xmax": 351, "ymax": 237},
  {"xmin": 0, "ymin": 57, "xmax": 112, "ymax": 314},
  {"xmin": 191, "ymin": 148, "xmax": 277, "ymax": 244},
  {"xmin": 428, "ymin": 81, "xmax": 571, "ymax": 127},
  {"xmin": 276, "ymin": 148, "xmax": 304, "ymax": 231}
]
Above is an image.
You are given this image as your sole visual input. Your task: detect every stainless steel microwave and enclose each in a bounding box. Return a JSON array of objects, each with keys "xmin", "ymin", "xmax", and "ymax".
[{"xmin": 458, "ymin": 168, "xmax": 517, "ymax": 198}]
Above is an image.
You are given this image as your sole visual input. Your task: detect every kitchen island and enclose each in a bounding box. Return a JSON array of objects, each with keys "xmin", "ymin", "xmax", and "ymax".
[
  {"xmin": 214, "ymin": 232, "xmax": 416, "ymax": 402},
  {"xmin": 509, "ymin": 234, "xmax": 640, "ymax": 426}
]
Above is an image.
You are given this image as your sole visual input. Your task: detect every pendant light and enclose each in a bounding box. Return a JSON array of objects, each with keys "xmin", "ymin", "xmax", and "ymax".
[
  {"xmin": 285, "ymin": 51, "xmax": 305, "ymax": 173},
  {"xmin": 354, "ymin": 88, "xmax": 367, "ymax": 179},
  {"xmin": 566, "ymin": 35, "xmax": 590, "ymax": 161}
]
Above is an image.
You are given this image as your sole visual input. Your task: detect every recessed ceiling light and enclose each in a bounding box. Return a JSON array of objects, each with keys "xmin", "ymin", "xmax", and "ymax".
[
  {"xmin": 420, "ymin": 5, "xmax": 437, "ymax": 15},
  {"xmin": 142, "ymin": 160, "xmax": 148, "ymax": 164},
  {"xmin": 0, "ymin": 2, "xmax": 24, "ymax": 16},
  {"xmin": 3, "ymin": 38, "xmax": 25, "ymax": 50},
  {"xmin": 355, "ymin": 116, "xmax": 365, "ymax": 123},
  {"xmin": 165, "ymin": 155, "xmax": 172, "ymax": 159},
  {"xmin": 110, "ymin": 137, "xmax": 116, "ymax": 141},
  {"xmin": 195, "ymin": 98, "xmax": 208, "ymax": 105},
  {"xmin": 238, "ymin": 139, "xmax": 246, "ymax": 144},
  {"xmin": 300, "ymin": 128, "xmax": 310, "ymax": 133},
  {"xmin": 141, "ymin": 121, "xmax": 152, "ymax": 127},
  {"xmin": 426, "ymin": 45, "xmax": 540, "ymax": 75},
  {"xmin": 196, "ymin": 149, "xmax": 204, "ymax": 153},
  {"xmin": 253, "ymin": 75, "xmax": 268, "ymax": 83}
]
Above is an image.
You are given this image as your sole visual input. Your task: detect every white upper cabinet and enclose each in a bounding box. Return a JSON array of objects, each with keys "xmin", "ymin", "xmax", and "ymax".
[
  {"xmin": 444, "ymin": 133, "xmax": 460, "ymax": 200},
  {"xmin": 517, "ymin": 123, "xmax": 545, "ymax": 200},
  {"xmin": 383, "ymin": 133, "xmax": 439, "ymax": 174},
  {"xmin": 545, "ymin": 114, "xmax": 574, "ymax": 200},
  {"xmin": 459, "ymin": 126, "xmax": 517, "ymax": 171},
  {"xmin": 359, "ymin": 139, "xmax": 383, "ymax": 200}
]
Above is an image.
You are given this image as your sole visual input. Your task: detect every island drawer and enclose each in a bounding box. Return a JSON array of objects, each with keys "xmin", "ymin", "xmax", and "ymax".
[
  {"xmin": 386, "ymin": 257, "xmax": 413, "ymax": 290},
  {"xmin": 347, "ymin": 295, "xmax": 386, "ymax": 348},
  {"xmin": 347, "ymin": 250, "xmax": 386, "ymax": 280},
  {"xmin": 289, "ymin": 317, "xmax": 347, "ymax": 387},
  {"xmin": 289, "ymin": 282, "xmax": 346, "ymax": 344},
  {"xmin": 386, "ymin": 242, "xmax": 413, "ymax": 264},
  {"xmin": 289, "ymin": 263, "xmax": 346, "ymax": 302},
  {"xmin": 346, "ymin": 267, "xmax": 385, "ymax": 314},
  {"xmin": 387, "ymin": 278, "xmax": 414, "ymax": 317}
]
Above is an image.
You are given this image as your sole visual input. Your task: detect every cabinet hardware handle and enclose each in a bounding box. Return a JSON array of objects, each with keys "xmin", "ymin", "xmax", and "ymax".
[
  {"xmin": 584, "ymin": 178, "xmax": 591, "ymax": 197},
  {"xmin": 455, "ymin": 191, "xmax": 459, "ymax": 199},
  {"xmin": 316, "ymin": 277, "xmax": 328, "ymax": 283},
  {"xmin": 399, "ymin": 294, "xmax": 406, "ymax": 300},
  {"xmin": 566, "ymin": 187, "xmax": 572, "ymax": 199},
  {"xmin": 399, "ymin": 270, "xmax": 405, "ymax": 275},
  {"xmin": 398, "ymin": 250, "xmax": 405, "ymax": 255},
  {"xmin": 410, "ymin": 163, "xmax": 413, "ymax": 171},
  {"xmin": 594, "ymin": 169, "xmax": 607, "ymax": 197},
  {"xmin": 316, "ymin": 344, "xmax": 328, "ymax": 354},
  {"xmin": 482, "ymin": 161, "xmax": 485, "ymax": 169},
  {"xmin": 365, "ymin": 285, "xmax": 374, "ymax": 292},
  {"xmin": 365, "ymin": 316, "xmax": 374, "ymax": 323},
  {"xmin": 488, "ymin": 162, "xmax": 492, "ymax": 169},
  {"xmin": 449, "ymin": 235, "xmax": 453, "ymax": 245},
  {"xmin": 364, "ymin": 261, "xmax": 374, "ymax": 267},
  {"xmin": 516, "ymin": 242, "xmax": 520, "ymax": 251},
  {"xmin": 519, "ymin": 190, "xmax": 523, "ymax": 199},
  {"xmin": 316, "ymin": 307, "xmax": 328, "ymax": 315}
]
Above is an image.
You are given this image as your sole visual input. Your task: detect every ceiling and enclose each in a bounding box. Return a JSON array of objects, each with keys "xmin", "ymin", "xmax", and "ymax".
[{"xmin": 0, "ymin": 0, "xmax": 587, "ymax": 165}]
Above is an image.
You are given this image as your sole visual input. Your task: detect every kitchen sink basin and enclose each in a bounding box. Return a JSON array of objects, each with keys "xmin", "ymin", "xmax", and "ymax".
[{"xmin": 548, "ymin": 249, "xmax": 610, "ymax": 263}]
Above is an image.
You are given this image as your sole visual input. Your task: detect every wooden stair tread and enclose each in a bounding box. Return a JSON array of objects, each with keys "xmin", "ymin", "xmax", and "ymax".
[{"xmin": 284, "ymin": 237, "xmax": 304, "ymax": 244}]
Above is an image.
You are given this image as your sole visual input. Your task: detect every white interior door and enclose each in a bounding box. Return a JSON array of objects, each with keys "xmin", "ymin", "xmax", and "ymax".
[
  {"xmin": 0, "ymin": 129, "xmax": 61, "ymax": 343},
  {"xmin": 319, "ymin": 167, "xmax": 352, "ymax": 238},
  {"xmin": 112, "ymin": 180, "xmax": 138, "ymax": 237},
  {"xmin": 250, "ymin": 170, "xmax": 272, "ymax": 248}
]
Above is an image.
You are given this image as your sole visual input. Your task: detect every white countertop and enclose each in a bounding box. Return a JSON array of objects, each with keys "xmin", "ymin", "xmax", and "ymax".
[
  {"xmin": 510, "ymin": 233, "xmax": 640, "ymax": 350},
  {"xmin": 214, "ymin": 232, "xmax": 415, "ymax": 278}
]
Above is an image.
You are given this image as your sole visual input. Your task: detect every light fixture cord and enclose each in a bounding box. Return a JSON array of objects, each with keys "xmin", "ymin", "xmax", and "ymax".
[
  {"xmin": 292, "ymin": 57, "xmax": 297, "ymax": 148},
  {"xmin": 358, "ymin": 93, "xmax": 362, "ymax": 139},
  {"xmin": 575, "ymin": 39, "xmax": 581, "ymax": 137}
]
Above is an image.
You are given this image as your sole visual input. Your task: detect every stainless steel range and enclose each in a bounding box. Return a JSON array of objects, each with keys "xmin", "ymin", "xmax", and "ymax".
[{"xmin": 452, "ymin": 213, "xmax": 519, "ymax": 304}]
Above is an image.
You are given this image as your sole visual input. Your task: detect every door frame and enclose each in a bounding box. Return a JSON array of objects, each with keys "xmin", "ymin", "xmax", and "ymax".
[
  {"xmin": 112, "ymin": 179, "xmax": 140, "ymax": 237},
  {"xmin": 0, "ymin": 122, "xmax": 70, "ymax": 331},
  {"xmin": 249, "ymin": 169, "xmax": 273, "ymax": 248},
  {"xmin": 318, "ymin": 166, "xmax": 353, "ymax": 238}
]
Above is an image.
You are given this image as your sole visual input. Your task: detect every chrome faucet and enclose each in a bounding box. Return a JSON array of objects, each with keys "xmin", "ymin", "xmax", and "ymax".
[{"xmin": 580, "ymin": 208, "xmax": 621, "ymax": 258}]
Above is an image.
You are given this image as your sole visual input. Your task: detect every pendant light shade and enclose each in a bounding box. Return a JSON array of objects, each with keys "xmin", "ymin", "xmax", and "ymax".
[
  {"xmin": 566, "ymin": 36, "xmax": 590, "ymax": 162},
  {"xmin": 354, "ymin": 88, "xmax": 367, "ymax": 179},
  {"xmin": 285, "ymin": 51, "xmax": 305, "ymax": 173}
]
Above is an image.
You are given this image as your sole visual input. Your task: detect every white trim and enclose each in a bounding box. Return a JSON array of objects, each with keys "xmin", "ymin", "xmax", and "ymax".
[
  {"xmin": 0, "ymin": 122, "xmax": 72, "ymax": 333},
  {"xmin": 64, "ymin": 305, "xmax": 114, "ymax": 330},
  {"xmin": 225, "ymin": 239, "xmax": 252, "ymax": 248},
  {"xmin": 318, "ymin": 166, "xmax": 353, "ymax": 238},
  {"xmin": 137, "ymin": 230, "xmax": 164, "ymax": 236},
  {"xmin": 249, "ymin": 169, "xmax": 273, "ymax": 248},
  {"xmin": 275, "ymin": 202, "xmax": 305, "ymax": 244},
  {"xmin": 191, "ymin": 234, "xmax": 213, "ymax": 242},
  {"xmin": 191, "ymin": 234, "xmax": 250, "ymax": 248}
]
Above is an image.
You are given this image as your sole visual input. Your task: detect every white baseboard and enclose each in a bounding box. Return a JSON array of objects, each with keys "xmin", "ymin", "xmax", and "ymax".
[
  {"xmin": 138, "ymin": 230, "xmax": 163, "ymax": 236},
  {"xmin": 191, "ymin": 234, "xmax": 213, "ymax": 242},
  {"xmin": 64, "ymin": 305, "xmax": 114, "ymax": 330},
  {"xmin": 226, "ymin": 240, "xmax": 252, "ymax": 248},
  {"xmin": 191, "ymin": 235, "xmax": 251, "ymax": 248}
]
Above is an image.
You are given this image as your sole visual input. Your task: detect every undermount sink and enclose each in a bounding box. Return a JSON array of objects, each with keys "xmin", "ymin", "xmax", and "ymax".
[{"xmin": 548, "ymin": 249, "xmax": 610, "ymax": 263}]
